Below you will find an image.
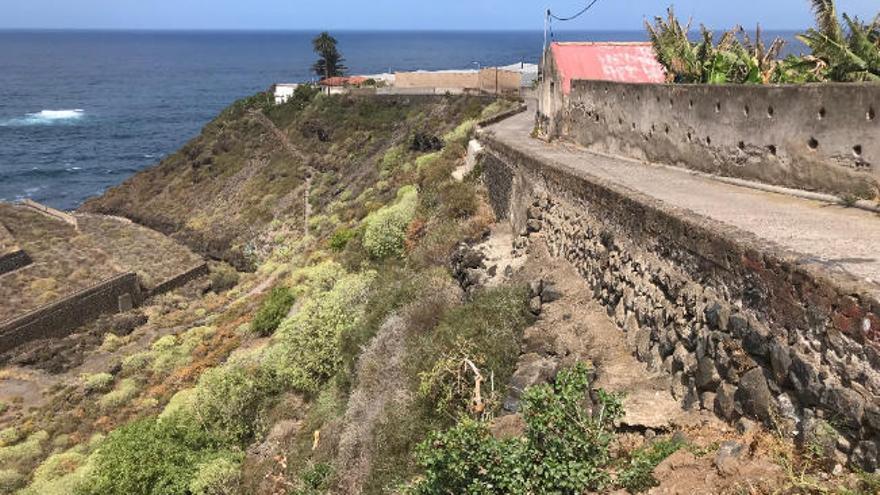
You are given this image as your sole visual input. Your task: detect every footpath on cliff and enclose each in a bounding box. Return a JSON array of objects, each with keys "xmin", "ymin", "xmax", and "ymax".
[{"xmin": 483, "ymin": 104, "xmax": 880, "ymax": 296}]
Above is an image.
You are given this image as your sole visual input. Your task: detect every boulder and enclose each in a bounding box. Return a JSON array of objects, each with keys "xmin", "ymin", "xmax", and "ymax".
[{"xmin": 735, "ymin": 368, "xmax": 774, "ymax": 423}]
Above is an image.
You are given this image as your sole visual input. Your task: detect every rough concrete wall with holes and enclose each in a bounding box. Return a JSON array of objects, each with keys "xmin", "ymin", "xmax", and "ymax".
[
  {"xmin": 480, "ymin": 136, "xmax": 880, "ymax": 471},
  {"xmin": 554, "ymin": 80, "xmax": 880, "ymax": 199}
]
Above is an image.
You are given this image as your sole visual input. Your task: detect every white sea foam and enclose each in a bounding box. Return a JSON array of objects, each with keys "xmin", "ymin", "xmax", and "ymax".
[{"xmin": 0, "ymin": 109, "xmax": 85, "ymax": 126}]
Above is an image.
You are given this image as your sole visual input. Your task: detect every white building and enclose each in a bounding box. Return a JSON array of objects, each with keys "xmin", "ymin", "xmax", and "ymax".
[{"xmin": 273, "ymin": 83, "xmax": 300, "ymax": 104}]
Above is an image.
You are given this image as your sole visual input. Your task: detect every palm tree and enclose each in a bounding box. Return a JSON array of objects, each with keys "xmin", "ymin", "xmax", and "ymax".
[
  {"xmin": 797, "ymin": 0, "xmax": 880, "ymax": 81},
  {"xmin": 312, "ymin": 32, "xmax": 347, "ymax": 80}
]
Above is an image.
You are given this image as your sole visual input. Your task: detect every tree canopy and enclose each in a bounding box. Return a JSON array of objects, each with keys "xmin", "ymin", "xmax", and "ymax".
[{"xmin": 312, "ymin": 31, "xmax": 347, "ymax": 80}]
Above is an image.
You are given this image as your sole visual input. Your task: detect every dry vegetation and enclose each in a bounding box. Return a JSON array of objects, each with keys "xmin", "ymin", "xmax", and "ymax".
[{"xmin": 0, "ymin": 204, "xmax": 122, "ymax": 321}]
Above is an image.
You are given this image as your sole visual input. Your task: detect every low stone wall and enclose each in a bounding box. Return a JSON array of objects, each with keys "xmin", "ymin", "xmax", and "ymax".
[
  {"xmin": 149, "ymin": 262, "xmax": 208, "ymax": 297},
  {"xmin": 557, "ymin": 81, "xmax": 880, "ymax": 199},
  {"xmin": 20, "ymin": 199, "xmax": 78, "ymax": 228},
  {"xmin": 0, "ymin": 273, "xmax": 142, "ymax": 353},
  {"xmin": 480, "ymin": 134, "xmax": 880, "ymax": 471},
  {"xmin": 0, "ymin": 250, "xmax": 31, "ymax": 276}
]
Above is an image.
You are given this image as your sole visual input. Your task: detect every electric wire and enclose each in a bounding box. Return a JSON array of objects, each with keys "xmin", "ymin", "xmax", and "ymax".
[{"xmin": 548, "ymin": 0, "xmax": 602, "ymax": 22}]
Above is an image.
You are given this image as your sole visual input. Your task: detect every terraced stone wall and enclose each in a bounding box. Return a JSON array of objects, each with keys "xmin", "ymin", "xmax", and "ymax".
[
  {"xmin": 480, "ymin": 135, "xmax": 880, "ymax": 472},
  {"xmin": 0, "ymin": 273, "xmax": 142, "ymax": 354}
]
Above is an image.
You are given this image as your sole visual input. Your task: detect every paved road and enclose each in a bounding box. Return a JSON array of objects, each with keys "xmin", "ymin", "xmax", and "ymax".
[{"xmin": 486, "ymin": 107, "xmax": 880, "ymax": 294}]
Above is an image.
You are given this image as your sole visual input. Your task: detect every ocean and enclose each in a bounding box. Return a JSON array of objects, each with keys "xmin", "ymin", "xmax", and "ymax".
[{"xmin": 0, "ymin": 30, "xmax": 803, "ymax": 210}]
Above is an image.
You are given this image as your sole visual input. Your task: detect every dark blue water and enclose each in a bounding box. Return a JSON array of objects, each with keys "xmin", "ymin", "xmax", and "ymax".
[{"xmin": 0, "ymin": 30, "xmax": 802, "ymax": 210}]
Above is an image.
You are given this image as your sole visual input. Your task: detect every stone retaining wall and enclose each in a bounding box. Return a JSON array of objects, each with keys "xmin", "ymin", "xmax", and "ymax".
[
  {"xmin": 480, "ymin": 134, "xmax": 880, "ymax": 471},
  {"xmin": 149, "ymin": 263, "xmax": 209, "ymax": 296},
  {"xmin": 0, "ymin": 273, "xmax": 142, "ymax": 353},
  {"xmin": 554, "ymin": 81, "xmax": 880, "ymax": 200},
  {"xmin": 0, "ymin": 250, "xmax": 30, "ymax": 276}
]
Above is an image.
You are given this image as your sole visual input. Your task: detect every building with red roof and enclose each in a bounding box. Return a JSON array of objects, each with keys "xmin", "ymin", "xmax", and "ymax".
[{"xmin": 538, "ymin": 41, "xmax": 666, "ymax": 135}]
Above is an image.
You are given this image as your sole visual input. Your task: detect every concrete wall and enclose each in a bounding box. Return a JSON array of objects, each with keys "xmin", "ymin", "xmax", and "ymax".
[
  {"xmin": 556, "ymin": 80, "xmax": 880, "ymax": 199},
  {"xmin": 0, "ymin": 273, "xmax": 142, "ymax": 353},
  {"xmin": 480, "ymin": 134, "xmax": 880, "ymax": 471}
]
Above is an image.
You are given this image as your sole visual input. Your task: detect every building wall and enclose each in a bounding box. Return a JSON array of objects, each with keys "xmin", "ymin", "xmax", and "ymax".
[
  {"xmin": 394, "ymin": 69, "xmax": 521, "ymax": 94},
  {"xmin": 479, "ymin": 134, "xmax": 880, "ymax": 471},
  {"xmin": 557, "ymin": 80, "xmax": 880, "ymax": 199}
]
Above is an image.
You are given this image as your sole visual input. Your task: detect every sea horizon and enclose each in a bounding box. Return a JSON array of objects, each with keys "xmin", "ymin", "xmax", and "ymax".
[{"xmin": 0, "ymin": 29, "xmax": 807, "ymax": 210}]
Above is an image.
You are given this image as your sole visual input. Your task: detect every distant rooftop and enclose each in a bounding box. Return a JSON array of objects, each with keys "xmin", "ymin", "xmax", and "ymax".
[{"xmin": 549, "ymin": 41, "xmax": 666, "ymax": 93}]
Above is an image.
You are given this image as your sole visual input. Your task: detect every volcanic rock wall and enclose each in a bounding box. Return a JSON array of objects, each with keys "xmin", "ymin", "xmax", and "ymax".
[{"xmin": 480, "ymin": 135, "xmax": 880, "ymax": 471}]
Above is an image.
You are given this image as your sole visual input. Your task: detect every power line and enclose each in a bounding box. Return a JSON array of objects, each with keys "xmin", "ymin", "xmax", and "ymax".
[{"xmin": 548, "ymin": 0, "xmax": 602, "ymax": 22}]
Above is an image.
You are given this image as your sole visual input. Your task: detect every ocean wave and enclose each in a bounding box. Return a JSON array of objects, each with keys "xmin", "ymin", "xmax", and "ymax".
[{"xmin": 0, "ymin": 109, "xmax": 86, "ymax": 127}]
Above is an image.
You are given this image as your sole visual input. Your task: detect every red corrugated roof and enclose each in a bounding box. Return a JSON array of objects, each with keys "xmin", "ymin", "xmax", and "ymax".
[
  {"xmin": 550, "ymin": 42, "xmax": 666, "ymax": 94},
  {"xmin": 320, "ymin": 76, "xmax": 368, "ymax": 87}
]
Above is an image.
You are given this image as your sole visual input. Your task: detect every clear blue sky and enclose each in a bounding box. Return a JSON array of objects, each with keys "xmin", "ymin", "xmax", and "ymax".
[{"xmin": 1, "ymin": 0, "xmax": 877, "ymax": 31}]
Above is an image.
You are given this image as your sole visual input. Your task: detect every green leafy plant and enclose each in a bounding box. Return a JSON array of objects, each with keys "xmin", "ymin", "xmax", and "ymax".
[
  {"xmin": 616, "ymin": 438, "xmax": 685, "ymax": 493},
  {"xmin": 362, "ymin": 186, "xmax": 418, "ymax": 259},
  {"xmin": 80, "ymin": 418, "xmax": 230, "ymax": 495},
  {"xmin": 411, "ymin": 364, "xmax": 625, "ymax": 494},
  {"xmin": 250, "ymin": 287, "xmax": 295, "ymax": 336}
]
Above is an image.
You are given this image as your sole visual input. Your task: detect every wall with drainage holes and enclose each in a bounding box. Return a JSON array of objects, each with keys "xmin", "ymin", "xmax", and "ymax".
[{"xmin": 558, "ymin": 80, "xmax": 880, "ymax": 200}]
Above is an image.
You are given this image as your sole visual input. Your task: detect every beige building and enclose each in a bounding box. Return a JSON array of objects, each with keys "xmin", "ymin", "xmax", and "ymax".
[{"xmin": 394, "ymin": 68, "xmax": 521, "ymax": 95}]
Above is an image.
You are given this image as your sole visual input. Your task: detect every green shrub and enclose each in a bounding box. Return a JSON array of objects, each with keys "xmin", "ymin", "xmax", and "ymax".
[
  {"xmin": 329, "ymin": 228, "xmax": 357, "ymax": 252},
  {"xmin": 121, "ymin": 351, "xmax": 153, "ymax": 375},
  {"xmin": 362, "ymin": 186, "xmax": 418, "ymax": 259},
  {"xmin": 442, "ymin": 119, "xmax": 477, "ymax": 146},
  {"xmin": 0, "ymin": 469, "xmax": 24, "ymax": 493},
  {"xmin": 380, "ymin": 145, "xmax": 408, "ymax": 173},
  {"xmin": 412, "ymin": 364, "xmax": 624, "ymax": 494},
  {"xmin": 81, "ymin": 373, "xmax": 114, "ymax": 394},
  {"xmin": 188, "ymin": 455, "xmax": 242, "ymax": 495},
  {"xmin": 191, "ymin": 362, "xmax": 279, "ymax": 445},
  {"xmin": 294, "ymin": 462, "xmax": 333, "ymax": 494},
  {"xmin": 98, "ymin": 378, "xmax": 140, "ymax": 410},
  {"xmin": 250, "ymin": 287, "xmax": 295, "ymax": 336},
  {"xmin": 0, "ymin": 427, "xmax": 22, "ymax": 447},
  {"xmin": 266, "ymin": 269, "xmax": 376, "ymax": 393},
  {"xmin": 616, "ymin": 438, "xmax": 685, "ymax": 493},
  {"xmin": 80, "ymin": 417, "xmax": 229, "ymax": 495},
  {"xmin": 415, "ymin": 286, "xmax": 533, "ymax": 417},
  {"xmin": 210, "ymin": 264, "xmax": 240, "ymax": 293},
  {"xmin": 20, "ymin": 449, "xmax": 91, "ymax": 495},
  {"xmin": 0, "ymin": 430, "xmax": 47, "ymax": 466}
]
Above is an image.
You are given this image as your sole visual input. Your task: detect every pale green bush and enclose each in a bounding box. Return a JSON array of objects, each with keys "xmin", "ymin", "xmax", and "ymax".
[
  {"xmin": 81, "ymin": 373, "xmax": 114, "ymax": 394},
  {"xmin": 362, "ymin": 186, "xmax": 418, "ymax": 259},
  {"xmin": 0, "ymin": 469, "xmax": 24, "ymax": 493},
  {"xmin": 266, "ymin": 269, "xmax": 376, "ymax": 393},
  {"xmin": 443, "ymin": 119, "xmax": 477, "ymax": 145},
  {"xmin": 188, "ymin": 455, "xmax": 242, "ymax": 495},
  {"xmin": 289, "ymin": 260, "xmax": 347, "ymax": 298},
  {"xmin": 0, "ymin": 427, "xmax": 21, "ymax": 447},
  {"xmin": 121, "ymin": 351, "xmax": 152, "ymax": 375},
  {"xmin": 191, "ymin": 362, "xmax": 278, "ymax": 445},
  {"xmin": 415, "ymin": 152, "xmax": 442, "ymax": 171},
  {"xmin": 380, "ymin": 145, "xmax": 408, "ymax": 173},
  {"xmin": 98, "ymin": 378, "xmax": 139, "ymax": 410},
  {"xmin": 20, "ymin": 449, "xmax": 89, "ymax": 495},
  {"xmin": 0, "ymin": 430, "xmax": 47, "ymax": 466}
]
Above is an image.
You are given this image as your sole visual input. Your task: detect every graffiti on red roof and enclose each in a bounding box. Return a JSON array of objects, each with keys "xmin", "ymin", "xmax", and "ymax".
[{"xmin": 550, "ymin": 42, "xmax": 666, "ymax": 94}]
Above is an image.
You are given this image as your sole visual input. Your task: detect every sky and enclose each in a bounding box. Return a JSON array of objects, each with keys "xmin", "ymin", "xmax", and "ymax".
[{"xmin": 0, "ymin": 0, "xmax": 877, "ymax": 31}]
